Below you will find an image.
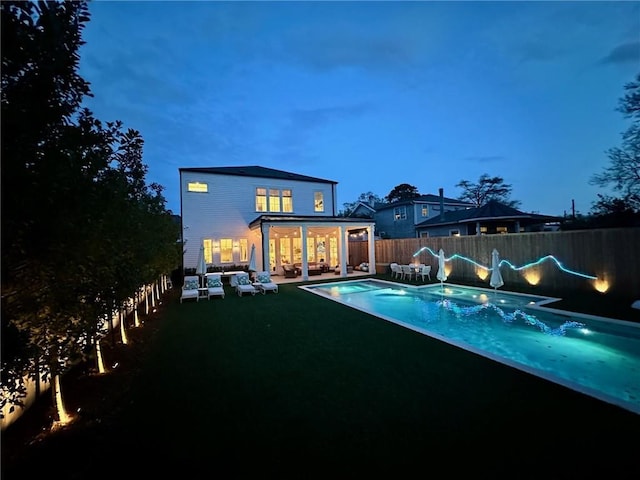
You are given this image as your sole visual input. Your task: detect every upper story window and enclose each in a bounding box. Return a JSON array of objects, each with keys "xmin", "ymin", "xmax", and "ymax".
[
  {"xmin": 394, "ymin": 206, "xmax": 406, "ymax": 221},
  {"xmin": 188, "ymin": 182, "xmax": 208, "ymax": 193},
  {"xmin": 256, "ymin": 188, "xmax": 267, "ymax": 212},
  {"xmin": 282, "ymin": 189, "xmax": 293, "ymax": 213},
  {"xmin": 269, "ymin": 189, "xmax": 281, "ymax": 212},
  {"xmin": 314, "ymin": 192, "xmax": 324, "ymax": 212},
  {"xmin": 421, "ymin": 206, "xmax": 429, "ymax": 217}
]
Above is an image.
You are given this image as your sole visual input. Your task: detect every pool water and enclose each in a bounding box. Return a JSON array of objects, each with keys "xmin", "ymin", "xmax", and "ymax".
[{"xmin": 303, "ymin": 279, "xmax": 640, "ymax": 414}]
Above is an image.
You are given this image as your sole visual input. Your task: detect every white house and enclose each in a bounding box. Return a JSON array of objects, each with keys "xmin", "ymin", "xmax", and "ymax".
[{"xmin": 179, "ymin": 166, "xmax": 376, "ymax": 280}]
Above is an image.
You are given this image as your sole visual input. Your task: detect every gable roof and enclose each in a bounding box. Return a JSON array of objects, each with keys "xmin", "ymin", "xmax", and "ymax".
[
  {"xmin": 375, "ymin": 194, "xmax": 474, "ymax": 211},
  {"xmin": 179, "ymin": 165, "xmax": 336, "ymax": 185},
  {"xmin": 416, "ymin": 200, "xmax": 562, "ymax": 227}
]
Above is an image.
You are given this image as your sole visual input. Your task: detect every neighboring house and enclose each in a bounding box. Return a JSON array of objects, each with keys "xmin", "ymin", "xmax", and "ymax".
[
  {"xmin": 179, "ymin": 166, "xmax": 376, "ymax": 279},
  {"xmin": 352, "ymin": 188, "xmax": 474, "ymax": 239},
  {"xmin": 415, "ymin": 200, "xmax": 562, "ymax": 237}
]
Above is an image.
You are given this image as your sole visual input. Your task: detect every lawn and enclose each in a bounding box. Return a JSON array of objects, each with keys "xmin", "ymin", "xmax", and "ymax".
[{"xmin": 3, "ymin": 276, "xmax": 640, "ymax": 479}]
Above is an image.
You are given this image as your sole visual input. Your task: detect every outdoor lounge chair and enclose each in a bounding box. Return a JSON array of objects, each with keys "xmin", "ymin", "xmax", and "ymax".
[
  {"xmin": 205, "ymin": 273, "xmax": 225, "ymax": 300},
  {"xmin": 235, "ymin": 273, "xmax": 257, "ymax": 296},
  {"xmin": 181, "ymin": 275, "xmax": 200, "ymax": 303},
  {"xmin": 252, "ymin": 271, "xmax": 278, "ymax": 294}
]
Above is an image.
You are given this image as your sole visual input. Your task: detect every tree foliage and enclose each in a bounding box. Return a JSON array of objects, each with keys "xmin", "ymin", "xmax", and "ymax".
[
  {"xmin": 385, "ymin": 183, "xmax": 420, "ymax": 203},
  {"xmin": 455, "ymin": 174, "xmax": 521, "ymax": 208},
  {"xmin": 589, "ymin": 73, "xmax": 640, "ymax": 215},
  {"xmin": 1, "ymin": 0, "xmax": 180, "ymax": 420}
]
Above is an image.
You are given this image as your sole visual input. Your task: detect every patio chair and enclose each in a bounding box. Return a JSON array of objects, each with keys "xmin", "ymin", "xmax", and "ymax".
[
  {"xmin": 252, "ymin": 271, "xmax": 278, "ymax": 295},
  {"xmin": 400, "ymin": 264, "xmax": 415, "ymax": 281},
  {"xmin": 235, "ymin": 273, "xmax": 257, "ymax": 297},
  {"xmin": 417, "ymin": 265, "xmax": 432, "ymax": 282},
  {"xmin": 181, "ymin": 275, "xmax": 200, "ymax": 303},
  {"xmin": 390, "ymin": 263, "xmax": 402, "ymax": 279},
  {"xmin": 205, "ymin": 273, "xmax": 225, "ymax": 300}
]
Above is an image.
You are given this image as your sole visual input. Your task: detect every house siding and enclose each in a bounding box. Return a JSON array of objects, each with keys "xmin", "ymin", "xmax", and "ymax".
[{"xmin": 180, "ymin": 170, "xmax": 338, "ymax": 270}]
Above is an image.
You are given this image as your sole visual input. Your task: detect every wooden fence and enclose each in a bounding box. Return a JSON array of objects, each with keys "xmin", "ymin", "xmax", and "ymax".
[{"xmin": 349, "ymin": 228, "xmax": 640, "ymax": 298}]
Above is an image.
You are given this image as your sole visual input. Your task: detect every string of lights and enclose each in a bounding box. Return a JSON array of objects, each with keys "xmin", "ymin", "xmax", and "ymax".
[{"xmin": 412, "ymin": 246, "xmax": 597, "ymax": 280}]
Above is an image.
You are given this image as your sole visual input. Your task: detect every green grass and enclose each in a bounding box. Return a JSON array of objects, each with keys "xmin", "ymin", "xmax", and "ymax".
[{"xmin": 6, "ymin": 277, "xmax": 640, "ymax": 478}]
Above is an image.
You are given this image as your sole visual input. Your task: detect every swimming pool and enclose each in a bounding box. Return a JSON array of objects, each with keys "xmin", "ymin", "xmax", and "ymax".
[{"xmin": 302, "ymin": 279, "xmax": 640, "ymax": 415}]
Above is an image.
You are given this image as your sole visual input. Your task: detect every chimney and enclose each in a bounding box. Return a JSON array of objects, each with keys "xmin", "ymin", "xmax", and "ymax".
[{"xmin": 439, "ymin": 188, "xmax": 445, "ymax": 221}]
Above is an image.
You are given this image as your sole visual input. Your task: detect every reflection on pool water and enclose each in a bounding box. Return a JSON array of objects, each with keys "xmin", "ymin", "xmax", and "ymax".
[{"xmin": 302, "ymin": 279, "xmax": 640, "ymax": 415}]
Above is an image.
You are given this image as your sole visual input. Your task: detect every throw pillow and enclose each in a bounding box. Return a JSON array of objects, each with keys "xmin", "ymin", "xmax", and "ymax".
[
  {"xmin": 257, "ymin": 272, "xmax": 271, "ymax": 283},
  {"xmin": 184, "ymin": 280, "xmax": 199, "ymax": 290},
  {"xmin": 207, "ymin": 276, "xmax": 222, "ymax": 288},
  {"xmin": 238, "ymin": 275, "xmax": 251, "ymax": 286}
]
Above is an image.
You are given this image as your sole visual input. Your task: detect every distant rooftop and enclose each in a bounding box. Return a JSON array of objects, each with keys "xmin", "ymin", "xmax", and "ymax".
[{"xmin": 179, "ymin": 165, "xmax": 336, "ymax": 185}]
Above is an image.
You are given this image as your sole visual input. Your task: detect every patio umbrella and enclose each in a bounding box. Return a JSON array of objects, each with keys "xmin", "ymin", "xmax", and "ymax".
[
  {"xmin": 248, "ymin": 243, "xmax": 257, "ymax": 273},
  {"xmin": 489, "ymin": 248, "xmax": 504, "ymax": 291},
  {"xmin": 196, "ymin": 244, "xmax": 207, "ymax": 288},
  {"xmin": 436, "ymin": 248, "xmax": 447, "ymax": 285}
]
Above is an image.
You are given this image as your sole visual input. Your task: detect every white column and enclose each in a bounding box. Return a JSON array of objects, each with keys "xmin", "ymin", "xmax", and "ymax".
[
  {"xmin": 339, "ymin": 226, "xmax": 348, "ymax": 278},
  {"xmin": 367, "ymin": 225, "xmax": 376, "ymax": 274},
  {"xmin": 262, "ymin": 224, "xmax": 270, "ymax": 272},
  {"xmin": 301, "ymin": 225, "xmax": 308, "ymax": 281}
]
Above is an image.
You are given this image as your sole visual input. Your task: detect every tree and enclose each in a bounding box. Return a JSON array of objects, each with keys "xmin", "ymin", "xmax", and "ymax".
[
  {"xmin": 589, "ymin": 73, "xmax": 640, "ymax": 214},
  {"xmin": 340, "ymin": 191, "xmax": 384, "ymax": 216},
  {"xmin": 455, "ymin": 174, "xmax": 521, "ymax": 208},
  {"xmin": 385, "ymin": 183, "xmax": 420, "ymax": 203}
]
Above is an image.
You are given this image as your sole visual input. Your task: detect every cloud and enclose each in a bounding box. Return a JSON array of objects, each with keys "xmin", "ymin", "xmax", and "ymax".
[{"xmin": 600, "ymin": 42, "xmax": 640, "ymax": 65}]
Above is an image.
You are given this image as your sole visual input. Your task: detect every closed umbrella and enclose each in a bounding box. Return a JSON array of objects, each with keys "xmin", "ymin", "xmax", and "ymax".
[
  {"xmin": 248, "ymin": 243, "xmax": 257, "ymax": 272},
  {"xmin": 436, "ymin": 248, "xmax": 447, "ymax": 285},
  {"xmin": 489, "ymin": 248, "xmax": 504, "ymax": 291},
  {"xmin": 196, "ymin": 244, "xmax": 207, "ymax": 288}
]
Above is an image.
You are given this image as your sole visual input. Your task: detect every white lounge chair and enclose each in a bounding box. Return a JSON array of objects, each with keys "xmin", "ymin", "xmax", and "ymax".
[
  {"xmin": 205, "ymin": 273, "xmax": 225, "ymax": 300},
  {"xmin": 181, "ymin": 275, "xmax": 200, "ymax": 303},
  {"xmin": 252, "ymin": 271, "xmax": 278, "ymax": 295},
  {"xmin": 235, "ymin": 273, "xmax": 257, "ymax": 297}
]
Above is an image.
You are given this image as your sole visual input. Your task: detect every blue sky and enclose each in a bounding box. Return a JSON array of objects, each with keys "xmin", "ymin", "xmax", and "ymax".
[{"xmin": 78, "ymin": 1, "xmax": 639, "ymax": 217}]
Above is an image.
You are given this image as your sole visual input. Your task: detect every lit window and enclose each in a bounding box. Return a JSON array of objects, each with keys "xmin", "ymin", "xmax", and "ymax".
[
  {"xmin": 480, "ymin": 226, "xmax": 488, "ymax": 235},
  {"xmin": 394, "ymin": 207, "xmax": 406, "ymax": 220},
  {"xmin": 421, "ymin": 206, "xmax": 429, "ymax": 217},
  {"xmin": 314, "ymin": 192, "xmax": 324, "ymax": 212},
  {"xmin": 256, "ymin": 188, "xmax": 267, "ymax": 212},
  {"xmin": 269, "ymin": 189, "xmax": 281, "ymax": 212},
  {"xmin": 497, "ymin": 226, "xmax": 508, "ymax": 234},
  {"xmin": 282, "ymin": 189, "xmax": 293, "ymax": 213},
  {"xmin": 188, "ymin": 182, "xmax": 208, "ymax": 193},
  {"xmin": 450, "ymin": 230, "xmax": 460, "ymax": 237},
  {"xmin": 220, "ymin": 238, "xmax": 233, "ymax": 263},
  {"xmin": 239, "ymin": 239, "xmax": 248, "ymax": 262},
  {"xmin": 204, "ymin": 239, "xmax": 213, "ymax": 263}
]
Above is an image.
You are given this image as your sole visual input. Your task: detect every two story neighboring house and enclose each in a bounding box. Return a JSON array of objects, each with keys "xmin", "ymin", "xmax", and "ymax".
[
  {"xmin": 351, "ymin": 188, "xmax": 474, "ymax": 239},
  {"xmin": 180, "ymin": 166, "xmax": 376, "ymax": 279}
]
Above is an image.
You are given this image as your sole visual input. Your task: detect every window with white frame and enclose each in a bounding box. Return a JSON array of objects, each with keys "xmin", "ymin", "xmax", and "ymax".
[
  {"xmin": 204, "ymin": 238, "xmax": 213, "ymax": 263},
  {"xmin": 256, "ymin": 188, "xmax": 267, "ymax": 212},
  {"xmin": 420, "ymin": 232, "xmax": 429, "ymax": 238},
  {"xmin": 394, "ymin": 206, "xmax": 406, "ymax": 220},
  {"xmin": 282, "ymin": 189, "xmax": 293, "ymax": 213},
  {"xmin": 421, "ymin": 205, "xmax": 429, "ymax": 217},
  {"xmin": 187, "ymin": 181, "xmax": 208, "ymax": 193},
  {"xmin": 220, "ymin": 238, "xmax": 233, "ymax": 263},
  {"xmin": 239, "ymin": 238, "xmax": 248, "ymax": 262},
  {"xmin": 314, "ymin": 191, "xmax": 324, "ymax": 212},
  {"xmin": 269, "ymin": 189, "xmax": 281, "ymax": 212}
]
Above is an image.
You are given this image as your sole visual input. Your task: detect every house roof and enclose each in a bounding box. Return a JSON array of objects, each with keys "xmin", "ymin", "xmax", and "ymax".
[
  {"xmin": 248, "ymin": 214, "xmax": 374, "ymax": 230},
  {"xmin": 179, "ymin": 165, "xmax": 337, "ymax": 184},
  {"xmin": 374, "ymin": 194, "xmax": 474, "ymax": 211},
  {"xmin": 416, "ymin": 200, "xmax": 562, "ymax": 227}
]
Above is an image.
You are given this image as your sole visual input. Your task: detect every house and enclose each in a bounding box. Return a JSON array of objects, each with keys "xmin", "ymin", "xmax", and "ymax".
[
  {"xmin": 179, "ymin": 166, "xmax": 376, "ymax": 279},
  {"xmin": 415, "ymin": 200, "xmax": 563, "ymax": 237},
  {"xmin": 352, "ymin": 188, "xmax": 474, "ymax": 239}
]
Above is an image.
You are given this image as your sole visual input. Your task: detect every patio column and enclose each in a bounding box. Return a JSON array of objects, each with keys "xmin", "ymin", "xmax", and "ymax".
[
  {"xmin": 261, "ymin": 224, "xmax": 270, "ymax": 272},
  {"xmin": 301, "ymin": 225, "xmax": 309, "ymax": 281},
  {"xmin": 367, "ymin": 225, "xmax": 376, "ymax": 274},
  {"xmin": 476, "ymin": 221, "xmax": 481, "ymax": 235},
  {"xmin": 339, "ymin": 226, "xmax": 348, "ymax": 278}
]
